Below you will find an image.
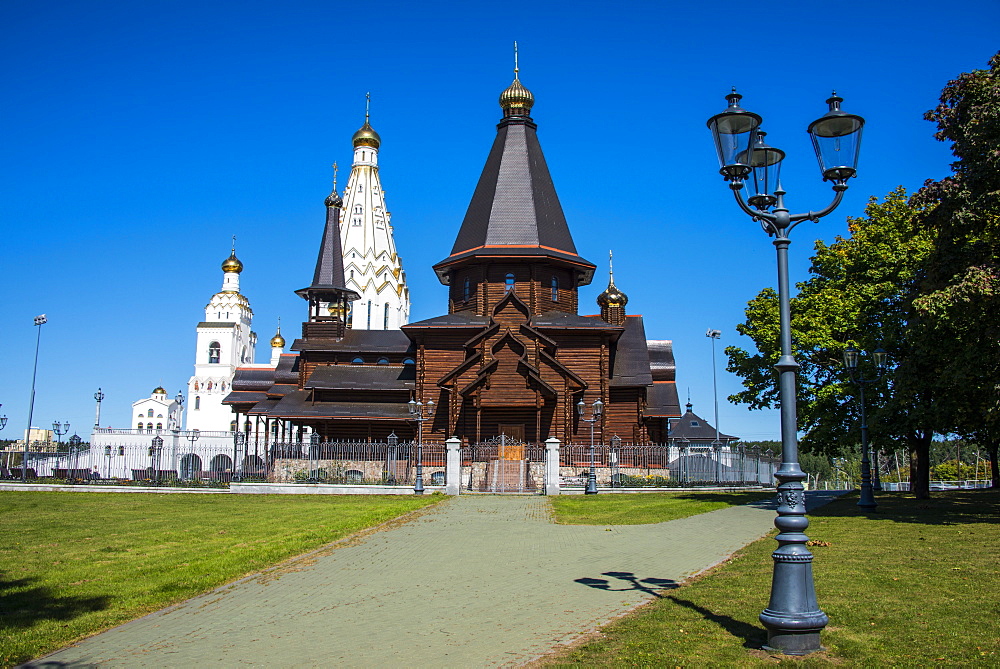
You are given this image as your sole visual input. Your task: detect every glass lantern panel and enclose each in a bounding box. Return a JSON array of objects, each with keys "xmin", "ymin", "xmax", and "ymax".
[
  {"xmin": 811, "ymin": 128, "xmax": 863, "ymax": 173},
  {"xmin": 709, "ymin": 113, "xmax": 757, "ymax": 168},
  {"xmin": 747, "ymin": 159, "xmax": 781, "ymax": 201}
]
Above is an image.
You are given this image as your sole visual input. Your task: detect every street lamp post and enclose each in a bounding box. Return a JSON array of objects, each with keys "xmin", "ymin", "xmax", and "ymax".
[
  {"xmin": 707, "ymin": 328, "xmax": 724, "ymax": 484},
  {"xmin": 708, "ymin": 88, "xmax": 864, "ymax": 655},
  {"xmin": 308, "ymin": 431, "xmax": 321, "ymax": 483},
  {"xmin": 0, "ymin": 406, "xmax": 7, "ymax": 471},
  {"xmin": 150, "ymin": 435, "xmax": 164, "ymax": 484},
  {"xmin": 610, "ymin": 434, "xmax": 621, "ymax": 488},
  {"xmin": 408, "ymin": 398, "xmax": 434, "ymax": 494},
  {"xmin": 67, "ymin": 434, "xmax": 82, "ymax": 481},
  {"xmin": 23, "ymin": 314, "xmax": 47, "ymax": 482},
  {"xmin": 52, "ymin": 421, "xmax": 69, "ymax": 457},
  {"xmin": 386, "ymin": 432, "xmax": 398, "ymax": 484},
  {"xmin": 94, "ymin": 388, "xmax": 105, "ymax": 428},
  {"xmin": 576, "ymin": 398, "xmax": 604, "ymax": 494},
  {"xmin": 843, "ymin": 345, "xmax": 888, "ymax": 510},
  {"xmin": 185, "ymin": 429, "xmax": 200, "ymax": 482}
]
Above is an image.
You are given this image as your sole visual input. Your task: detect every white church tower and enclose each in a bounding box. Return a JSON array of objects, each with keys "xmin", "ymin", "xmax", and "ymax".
[
  {"xmin": 340, "ymin": 99, "xmax": 410, "ymax": 329},
  {"xmin": 186, "ymin": 246, "xmax": 256, "ymax": 431}
]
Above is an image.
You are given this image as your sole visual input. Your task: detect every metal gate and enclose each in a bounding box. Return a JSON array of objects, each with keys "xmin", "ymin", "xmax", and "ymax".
[{"xmin": 463, "ymin": 435, "xmax": 543, "ymax": 493}]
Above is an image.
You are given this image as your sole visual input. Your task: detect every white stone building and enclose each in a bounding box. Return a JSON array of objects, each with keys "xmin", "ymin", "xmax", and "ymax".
[
  {"xmin": 340, "ymin": 111, "xmax": 410, "ymax": 330},
  {"xmin": 131, "ymin": 386, "xmax": 183, "ymax": 432}
]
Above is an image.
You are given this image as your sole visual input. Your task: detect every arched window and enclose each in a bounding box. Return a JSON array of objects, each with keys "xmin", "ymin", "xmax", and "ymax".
[
  {"xmin": 463, "ymin": 277, "xmax": 470, "ymax": 302},
  {"xmin": 208, "ymin": 341, "xmax": 221, "ymax": 364},
  {"xmin": 230, "ymin": 420, "xmax": 237, "ymax": 431},
  {"xmin": 156, "ymin": 413, "xmax": 163, "ymax": 418},
  {"xmin": 146, "ymin": 422, "xmax": 153, "ymax": 431},
  {"xmin": 403, "ymin": 357, "xmax": 415, "ymax": 366},
  {"xmin": 118, "ymin": 445, "xmax": 125, "ymax": 456},
  {"xmin": 377, "ymin": 357, "xmax": 389, "ymax": 365},
  {"xmin": 551, "ymin": 276, "xmax": 559, "ymax": 302},
  {"xmin": 156, "ymin": 423, "xmax": 162, "ymax": 431},
  {"xmin": 137, "ymin": 422, "xmax": 143, "ymax": 431},
  {"xmin": 352, "ymin": 357, "xmax": 364, "ymax": 365},
  {"xmin": 194, "ymin": 396, "xmax": 201, "ymax": 410},
  {"xmin": 147, "ymin": 409, "xmax": 154, "ymax": 418},
  {"xmin": 505, "ymin": 273, "xmax": 515, "ymax": 292},
  {"xmin": 384, "ymin": 303, "xmax": 390, "ymax": 329},
  {"xmin": 354, "ymin": 205, "xmax": 363, "ymax": 214}
]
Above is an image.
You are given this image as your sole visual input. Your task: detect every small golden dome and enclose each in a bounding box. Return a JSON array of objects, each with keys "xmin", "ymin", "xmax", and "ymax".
[
  {"xmin": 270, "ymin": 331, "xmax": 285, "ymax": 348},
  {"xmin": 222, "ymin": 252, "xmax": 243, "ymax": 274},
  {"xmin": 499, "ymin": 76, "xmax": 534, "ymax": 114},
  {"xmin": 597, "ymin": 282, "xmax": 628, "ymax": 308},
  {"xmin": 597, "ymin": 252, "xmax": 628, "ymax": 308},
  {"xmin": 153, "ymin": 386, "xmax": 167, "ymax": 395},
  {"xmin": 352, "ymin": 120, "xmax": 381, "ymax": 149}
]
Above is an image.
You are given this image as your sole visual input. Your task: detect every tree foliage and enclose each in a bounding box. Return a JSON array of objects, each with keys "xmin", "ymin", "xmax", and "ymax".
[
  {"xmin": 726, "ymin": 187, "xmax": 934, "ymax": 453},
  {"xmin": 909, "ymin": 51, "xmax": 1000, "ymax": 487}
]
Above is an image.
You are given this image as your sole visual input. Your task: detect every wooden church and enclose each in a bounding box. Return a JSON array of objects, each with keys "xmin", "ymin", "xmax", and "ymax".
[{"xmin": 225, "ymin": 72, "xmax": 680, "ymax": 445}]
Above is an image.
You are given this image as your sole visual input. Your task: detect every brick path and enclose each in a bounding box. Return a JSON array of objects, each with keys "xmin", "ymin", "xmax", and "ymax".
[{"xmin": 35, "ymin": 492, "xmax": 843, "ymax": 668}]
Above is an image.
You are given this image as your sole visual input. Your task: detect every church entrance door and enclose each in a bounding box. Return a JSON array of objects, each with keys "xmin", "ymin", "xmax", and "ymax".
[{"xmin": 498, "ymin": 425, "xmax": 525, "ymax": 460}]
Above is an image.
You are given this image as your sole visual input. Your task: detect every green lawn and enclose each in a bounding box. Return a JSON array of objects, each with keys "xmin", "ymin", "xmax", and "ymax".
[
  {"xmin": 550, "ymin": 490, "xmax": 776, "ymax": 525},
  {"xmin": 0, "ymin": 491, "xmax": 441, "ymax": 666},
  {"xmin": 541, "ymin": 490, "xmax": 1000, "ymax": 667}
]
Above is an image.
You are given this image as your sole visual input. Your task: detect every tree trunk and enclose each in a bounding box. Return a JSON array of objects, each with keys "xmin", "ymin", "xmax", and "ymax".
[
  {"xmin": 909, "ymin": 430, "xmax": 932, "ymax": 499},
  {"xmin": 987, "ymin": 441, "xmax": 999, "ymax": 489}
]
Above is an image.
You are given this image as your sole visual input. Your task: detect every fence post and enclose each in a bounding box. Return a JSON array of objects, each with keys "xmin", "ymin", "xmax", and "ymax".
[
  {"xmin": 544, "ymin": 437, "xmax": 561, "ymax": 495},
  {"xmin": 445, "ymin": 436, "xmax": 462, "ymax": 496}
]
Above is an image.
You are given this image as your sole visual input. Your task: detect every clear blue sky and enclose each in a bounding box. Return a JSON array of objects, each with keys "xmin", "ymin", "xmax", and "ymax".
[{"xmin": 2, "ymin": 0, "xmax": 997, "ymax": 441}]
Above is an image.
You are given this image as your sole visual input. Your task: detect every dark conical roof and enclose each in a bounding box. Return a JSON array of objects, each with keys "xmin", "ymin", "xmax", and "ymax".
[
  {"xmin": 433, "ymin": 84, "xmax": 594, "ymax": 285},
  {"xmin": 295, "ymin": 193, "xmax": 360, "ymax": 302}
]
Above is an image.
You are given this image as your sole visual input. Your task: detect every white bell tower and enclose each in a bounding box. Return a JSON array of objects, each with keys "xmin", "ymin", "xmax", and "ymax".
[{"xmin": 186, "ymin": 244, "xmax": 256, "ymax": 431}]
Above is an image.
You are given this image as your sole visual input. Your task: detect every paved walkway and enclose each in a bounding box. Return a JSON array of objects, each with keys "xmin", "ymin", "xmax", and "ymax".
[{"xmin": 34, "ymin": 492, "xmax": 844, "ymax": 668}]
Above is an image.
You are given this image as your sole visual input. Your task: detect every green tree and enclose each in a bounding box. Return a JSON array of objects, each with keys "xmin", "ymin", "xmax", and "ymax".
[
  {"xmin": 726, "ymin": 188, "xmax": 939, "ymax": 494},
  {"xmin": 910, "ymin": 51, "xmax": 1000, "ymax": 488}
]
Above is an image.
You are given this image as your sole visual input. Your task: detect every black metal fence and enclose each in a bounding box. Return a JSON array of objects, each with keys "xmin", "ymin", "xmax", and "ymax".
[
  {"xmin": 560, "ymin": 443, "xmax": 778, "ymax": 488},
  {"xmin": 268, "ymin": 439, "xmax": 447, "ymax": 486}
]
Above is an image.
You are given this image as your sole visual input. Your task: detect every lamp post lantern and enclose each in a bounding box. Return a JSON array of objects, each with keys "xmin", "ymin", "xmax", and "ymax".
[
  {"xmin": 23, "ymin": 314, "xmax": 47, "ymax": 482},
  {"xmin": 408, "ymin": 398, "xmax": 434, "ymax": 494},
  {"xmin": 577, "ymin": 397, "xmax": 604, "ymax": 494},
  {"xmin": 708, "ymin": 88, "xmax": 864, "ymax": 655},
  {"xmin": 52, "ymin": 421, "xmax": 69, "ymax": 449},
  {"xmin": 843, "ymin": 344, "xmax": 887, "ymax": 510}
]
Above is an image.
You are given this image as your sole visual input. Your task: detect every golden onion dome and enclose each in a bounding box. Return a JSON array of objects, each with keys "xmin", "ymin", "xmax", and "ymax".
[
  {"xmin": 499, "ymin": 75, "xmax": 534, "ymax": 114},
  {"xmin": 352, "ymin": 120, "xmax": 381, "ymax": 149},
  {"xmin": 222, "ymin": 252, "xmax": 243, "ymax": 274},
  {"xmin": 153, "ymin": 386, "xmax": 167, "ymax": 395},
  {"xmin": 270, "ymin": 330, "xmax": 285, "ymax": 348},
  {"xmin": 597, "ymin": 282, "xmax": 628, "ymax": 308},
  {"xmin": 598, "ymin": 253, "xmax": 628, "ymax": 308}
]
